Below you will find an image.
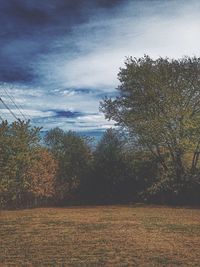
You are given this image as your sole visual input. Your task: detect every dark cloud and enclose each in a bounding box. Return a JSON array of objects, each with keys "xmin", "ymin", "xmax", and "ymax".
[
  {"xmin": 51, "ymin": 110, "xmax": 83, "ymax": 118},
  {"xmin": 5, "ymin": 2, "xmax": 50, "ymax": 25},
  {"xmin": 0, "ymin": 0, "xmax": 124, "ymax": 84},
  {"xmin": 0, "ymin": 68, "xmax": 34, "ymax": 83},
  {"xmin": 96, "ymin": 0, "xmax": 125, "ymax": 8}
]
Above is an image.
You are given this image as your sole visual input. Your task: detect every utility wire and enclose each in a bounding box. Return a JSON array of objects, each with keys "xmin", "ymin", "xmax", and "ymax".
[
  {"xmin": 2, "ymin": 87, "xmax": 27, "ymax": 121},
  {"xmin": 0, "ymin": 97, "xmax": 19, "ymax": 121}
]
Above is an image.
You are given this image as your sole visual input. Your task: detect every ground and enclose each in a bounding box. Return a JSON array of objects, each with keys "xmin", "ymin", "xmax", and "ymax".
[{"xmin": 0, "ymin": 205, "xmax": 200, "ymax": 266}]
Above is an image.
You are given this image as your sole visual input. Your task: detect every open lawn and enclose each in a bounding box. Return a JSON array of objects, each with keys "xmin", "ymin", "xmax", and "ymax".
[{"xmin": 0, "ymin": 205, "xmax": 200, "ymax": 266}]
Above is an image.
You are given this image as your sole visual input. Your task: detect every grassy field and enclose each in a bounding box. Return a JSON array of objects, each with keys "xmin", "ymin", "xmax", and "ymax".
[{"xmin": 0, "ymin": 205, "xmax": 200, "ymax": 266}]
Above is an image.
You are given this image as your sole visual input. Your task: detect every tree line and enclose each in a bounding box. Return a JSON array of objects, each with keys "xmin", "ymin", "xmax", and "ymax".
[{"xmin": 0, "ymin": 55, "xmax": 200, "ymax": 208}]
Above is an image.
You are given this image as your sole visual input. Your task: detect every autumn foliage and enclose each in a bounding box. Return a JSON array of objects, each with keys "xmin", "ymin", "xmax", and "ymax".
[
  {"xmin": 0, "ymin": 120, "xmax": 58, "ymax": 208},
  {"xmin": 28, "ymin": 148, "xmax": 58, "ymax": 199}
]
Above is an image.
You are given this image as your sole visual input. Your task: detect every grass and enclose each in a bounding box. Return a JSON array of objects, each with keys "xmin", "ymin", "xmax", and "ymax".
[{"xmin": 0, "ymin": 205, "xmax": 200, "ymax": 266}]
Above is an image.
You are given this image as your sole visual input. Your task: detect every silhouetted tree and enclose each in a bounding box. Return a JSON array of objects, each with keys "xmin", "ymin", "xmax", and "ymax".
[{"xmin": 90, "ymin": 129, "xmax": 134, "ymax": 203}]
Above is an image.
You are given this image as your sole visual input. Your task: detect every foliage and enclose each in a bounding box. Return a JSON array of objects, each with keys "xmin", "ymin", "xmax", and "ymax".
[
  {"xmin": 0, "ymin": 120, "xmax": 57, "ymax": 208},
  {"xmin": 45, "ymin": 128, "xmax": 92, "ymax": 203},
  {"xmin": 101, "ymin": 56, "xmax": 200, "ymax": 203},
  {"xmin": 89, "ymin": 129, "xmax": 137, "ymax": 202},
  {"xmin": 27, "ymin": 148, "xmax": 58, "ymax": 200}
]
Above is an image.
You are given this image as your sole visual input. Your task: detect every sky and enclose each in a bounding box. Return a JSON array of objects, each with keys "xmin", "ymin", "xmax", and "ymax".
[{"xmin": 0, "ymin": 0, "xmax": 200, "ymax": 138}]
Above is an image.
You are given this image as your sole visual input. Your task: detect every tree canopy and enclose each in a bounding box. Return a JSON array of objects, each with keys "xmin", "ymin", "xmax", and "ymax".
[
  {"xmin": 44, "ymin": 129, "xmax": 92, "ymax": 203},
  {"xmin": 101, "ymin": 56, "xmax": 200, "ymax": 201}
]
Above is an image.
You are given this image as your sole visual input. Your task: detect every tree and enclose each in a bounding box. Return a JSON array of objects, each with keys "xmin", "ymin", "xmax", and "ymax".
[
  {"xmin": 100, "ymin": 56, "xmax": 200, "ymax": 203},
  {"xmin": 45, "ymin": 129, "xmax": 92, "ymax": 203},
  {"xmin": 91, "ymin": 129, "xmax": 134, "ymax": 202},
  {"xmin": 0, "ymin": 120, "xmax": 42, "ymax": 208},
  {"xmin": 27, "ymin": 148, "xmax": 58, "ymax": 206}
]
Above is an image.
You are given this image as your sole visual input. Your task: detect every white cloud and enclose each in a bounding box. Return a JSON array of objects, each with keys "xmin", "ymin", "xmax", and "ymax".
[
  {"xmin": 37, "ymin": 113, "xmax": 114, "ymax": 132},
  {"xmin": 52, "ymin": 0, "xmax": 200, "ymax": 89}
]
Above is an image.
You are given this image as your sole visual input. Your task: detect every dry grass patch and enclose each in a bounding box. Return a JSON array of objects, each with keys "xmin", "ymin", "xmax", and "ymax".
[{"xmin": 0, "ymin": 205, "xmax": 200, "ymax": 266}]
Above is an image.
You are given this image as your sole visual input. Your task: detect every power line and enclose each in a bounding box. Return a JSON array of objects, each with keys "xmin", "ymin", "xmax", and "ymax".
[
  {"xmin": 0, "ymin": 97, "xmax": 19, "ymax": 121},
  {"xmin": 2, "ymin": 86, "xmax": 27, "ymax": 121}
]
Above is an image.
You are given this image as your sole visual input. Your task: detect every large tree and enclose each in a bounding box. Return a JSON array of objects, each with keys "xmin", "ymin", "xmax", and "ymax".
[{"xmin": 101, "ymin": 56, "xmax": 200, "ymax": 201}]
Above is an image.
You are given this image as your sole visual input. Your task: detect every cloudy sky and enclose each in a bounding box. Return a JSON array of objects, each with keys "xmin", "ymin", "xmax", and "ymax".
[{"xmin": 0, "ymin": 0, "xmax": 200, "ymax": 138}]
